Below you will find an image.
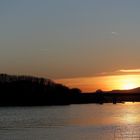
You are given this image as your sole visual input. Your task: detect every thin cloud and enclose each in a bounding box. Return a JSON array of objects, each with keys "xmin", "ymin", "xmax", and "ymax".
[
  {"xmin": 119, "ymin": 69, "xmax": 140, "ymax": 73},
  {"xmin": 111, "ymin": 32, "xmax": 119, "ymax": 36},
  {"xmin": 111, "ymin": 32, "xmax": 117, "ymax": 34},
  {"xmin": 98, "ymin": 69, "xmax": 140, "ymax": 77}
]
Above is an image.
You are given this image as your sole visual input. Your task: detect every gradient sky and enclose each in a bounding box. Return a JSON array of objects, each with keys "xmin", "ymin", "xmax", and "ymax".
[{"xmin": 1, "ymin": 0, "xmax": 140, "ymax": 91}]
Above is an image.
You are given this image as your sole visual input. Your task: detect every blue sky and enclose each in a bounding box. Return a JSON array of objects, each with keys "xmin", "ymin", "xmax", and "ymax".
[{"xmin": 1, "ymin": 0, "xmax": 140, "ymax": 79}]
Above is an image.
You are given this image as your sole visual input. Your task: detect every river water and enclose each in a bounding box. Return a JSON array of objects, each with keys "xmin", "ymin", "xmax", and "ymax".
[{"xmin": 0, "ymin": 103, "xmax": 140, "ymax": 140}]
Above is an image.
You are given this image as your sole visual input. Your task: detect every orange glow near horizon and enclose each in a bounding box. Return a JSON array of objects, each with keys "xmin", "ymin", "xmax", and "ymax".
[
  {"xmin": 55, "ymin": 75, "xmax": 140, "ymax": 92},
  {"xmin": 110, "ymin": 75, "xmax": 140, "ymax": 90}
]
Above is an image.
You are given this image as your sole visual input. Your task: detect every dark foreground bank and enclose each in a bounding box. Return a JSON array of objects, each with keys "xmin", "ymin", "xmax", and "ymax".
[{"xmin": 0, "ymin": 74, "xmax": 140, "ymax": 106}]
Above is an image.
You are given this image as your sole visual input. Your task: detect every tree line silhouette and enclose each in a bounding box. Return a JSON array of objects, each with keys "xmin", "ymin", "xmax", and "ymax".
[
  {"xmin": 0, "ymin": 74, "xmax": 83, "ymax": 105},
  {"xmin": 0, "ymin": 74, "xmax": 140, "ymax": 106}
]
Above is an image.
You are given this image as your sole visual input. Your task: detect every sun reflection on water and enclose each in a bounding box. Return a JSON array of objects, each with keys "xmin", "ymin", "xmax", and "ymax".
[{"xmin": 121, "ymin": 102, "xmax": 140, "ymax": 124}]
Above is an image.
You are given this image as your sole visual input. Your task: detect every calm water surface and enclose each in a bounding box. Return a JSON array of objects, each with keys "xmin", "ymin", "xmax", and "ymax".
[{"xmin": 0, "ymin": 103, "xmax": 140, "ymax": 140}]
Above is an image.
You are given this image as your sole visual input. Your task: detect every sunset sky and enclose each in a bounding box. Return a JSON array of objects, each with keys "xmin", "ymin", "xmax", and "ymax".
[{"xmin": 1, "ymin": 0, "xmax": 140, "ymax": 92}]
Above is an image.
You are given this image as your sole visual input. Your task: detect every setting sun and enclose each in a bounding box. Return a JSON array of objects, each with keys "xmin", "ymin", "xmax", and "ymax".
[
  {"xmin": 118, "ymin": 75, "xmax": 140, "ymax": 90},
  {"xmin": 123, "ymin": 83, "xmax": 137, "ymax": 90},
  {"xmin": 55, "ymin": 74, "xmax": 140, "ymax": 92}
]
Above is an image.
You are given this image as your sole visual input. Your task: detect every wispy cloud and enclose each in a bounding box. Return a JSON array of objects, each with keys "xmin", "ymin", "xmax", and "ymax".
[
  {"xmin": 111, "ymin": 32, "xmax": 119, "ymax": 36},
  {"xmin": 97, "ymin": 69, "xmax": 140, "ymax": 77},
  {"xmin": 119, "ymin": 69, "xmax": 140, "ymax": 73}
]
